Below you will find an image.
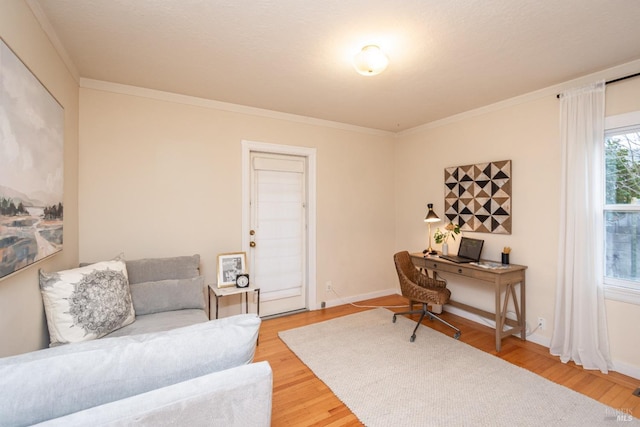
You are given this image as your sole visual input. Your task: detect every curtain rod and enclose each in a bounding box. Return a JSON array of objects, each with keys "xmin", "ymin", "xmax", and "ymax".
[{"xmin": 556, "ymin": 71, "xmax": 640, "ymax": 99}]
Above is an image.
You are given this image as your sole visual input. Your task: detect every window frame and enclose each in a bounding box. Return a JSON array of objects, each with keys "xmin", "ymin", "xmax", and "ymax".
[{"xmin": 603, "ymin": 111, "xmax": 640, "ymax": 305}]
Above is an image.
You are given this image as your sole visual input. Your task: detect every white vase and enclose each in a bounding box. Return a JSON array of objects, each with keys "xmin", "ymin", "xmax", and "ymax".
[{"xmin": 442, "ymin": 243, "xmax": 449, "ymax": 256}]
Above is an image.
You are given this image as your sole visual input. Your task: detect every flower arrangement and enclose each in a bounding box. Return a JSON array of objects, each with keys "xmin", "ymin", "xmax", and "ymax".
[{"xmin": 434, "ymin": 222, "xmax": 461, "ymax": 244}]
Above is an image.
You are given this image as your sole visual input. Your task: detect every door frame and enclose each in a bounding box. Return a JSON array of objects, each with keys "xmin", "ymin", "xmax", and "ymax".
[{"xmin": 241, "ymin": 140, "xmax": 317, "ymax": 311}]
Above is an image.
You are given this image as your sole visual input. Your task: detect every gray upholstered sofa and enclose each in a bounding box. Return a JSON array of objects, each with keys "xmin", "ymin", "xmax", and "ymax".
[
  {"xmin": 38, "ymin": 254, "xmax": 211, "ymax": 346},
  {"xmin": 0, "ymin": 255, "xmax": 272, "ymax": 426}
]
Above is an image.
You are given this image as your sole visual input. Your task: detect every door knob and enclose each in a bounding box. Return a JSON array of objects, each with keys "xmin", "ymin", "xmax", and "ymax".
[
  {"xmin": 250, "ymin": 230, "xmax": 256, "ymax": 235},
  {"xmin": 250, "ymin": 241, "xmax": 256, "ymax": 247}
]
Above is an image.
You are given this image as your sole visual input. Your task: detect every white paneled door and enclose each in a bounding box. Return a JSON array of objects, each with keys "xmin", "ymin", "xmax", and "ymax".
[{"xmin": 249, "ymin": 152, "xmax": 307, "ymax": 316}]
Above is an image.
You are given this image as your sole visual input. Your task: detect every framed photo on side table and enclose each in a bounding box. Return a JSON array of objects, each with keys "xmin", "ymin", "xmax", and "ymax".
[{"xmin": 217, "ymin": 252, "xmax": 246, "ymax": 288}]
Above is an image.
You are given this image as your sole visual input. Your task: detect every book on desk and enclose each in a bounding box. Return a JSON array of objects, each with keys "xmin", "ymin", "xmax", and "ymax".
[{"xmin": 471, "ymin": 261, "xmax": 510, "ymax": 269}]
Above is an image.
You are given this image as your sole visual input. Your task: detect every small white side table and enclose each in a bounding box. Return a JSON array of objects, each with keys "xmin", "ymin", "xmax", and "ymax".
[{"xmin": 209, "ymin": 284, "xmax": 260, "ymax": 320}]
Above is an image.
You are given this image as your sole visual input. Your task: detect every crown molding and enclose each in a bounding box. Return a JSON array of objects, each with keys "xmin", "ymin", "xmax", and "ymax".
[
  {"xmin": 80, "ymin": 78, "xmax": 394, "ymax": 137},
  {"xmin": 26, "ymin": 0, "xmax": 79, "ymax": 83},
  {"xmin": 399, "ymin": 58, "xmax": 640, "ymax": 137}
]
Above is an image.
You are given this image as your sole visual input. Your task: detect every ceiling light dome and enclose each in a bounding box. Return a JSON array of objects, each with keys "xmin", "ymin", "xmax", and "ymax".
[{"xmin": 353, "ymin": 45, "xmax": 388, "ymax": 76}]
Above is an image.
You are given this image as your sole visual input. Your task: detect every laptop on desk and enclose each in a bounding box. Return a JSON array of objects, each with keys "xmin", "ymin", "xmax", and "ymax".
[{"xmin": 440, "ymin": 237, "xmax": 484, "ymax": 263}]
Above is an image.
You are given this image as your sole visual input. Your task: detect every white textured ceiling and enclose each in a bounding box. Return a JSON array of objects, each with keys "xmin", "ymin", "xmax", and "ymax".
[{"xmin": 33, "ymin": 0, "xmax": 640, "ymax": 132}]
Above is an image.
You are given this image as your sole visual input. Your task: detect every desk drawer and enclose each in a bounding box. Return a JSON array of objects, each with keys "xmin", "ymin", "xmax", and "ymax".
[
  {"xmin": 425, "ymin": 260, "xmax": 475, "ymax": 277},
  {"xmin": 419, "ymin": 259, "xmax": 497, "ymax": 282}
]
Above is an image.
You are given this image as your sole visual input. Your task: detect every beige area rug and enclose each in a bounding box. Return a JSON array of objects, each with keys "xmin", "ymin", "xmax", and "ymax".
[{"xmin": 278, "ymin": 308, "xmax": 638, "ymax": 427}]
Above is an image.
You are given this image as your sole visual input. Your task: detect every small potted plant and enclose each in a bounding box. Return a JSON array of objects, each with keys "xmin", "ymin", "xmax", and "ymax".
[{"xmin": 434, "ymin": 222, "xmax": 461, "ymax": 256}]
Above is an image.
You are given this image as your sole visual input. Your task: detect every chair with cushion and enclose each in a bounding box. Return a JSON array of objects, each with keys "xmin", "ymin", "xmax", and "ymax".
[{"xmin": 392, "ymin": 251, "xmax": 461, "ymax": 342}]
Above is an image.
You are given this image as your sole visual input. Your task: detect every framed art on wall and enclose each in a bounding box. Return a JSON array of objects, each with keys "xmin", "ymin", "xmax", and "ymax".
[
  {"xmin": 0, "ymin": 39, "xmax": 64, "ymax": 281},
  {"xmin": 217, "ymin": 252, "xmax": 247, "ymax": 288},
  {"xmin": 444, "ymin": 160, "xmax": 512, "ymax": 234}
]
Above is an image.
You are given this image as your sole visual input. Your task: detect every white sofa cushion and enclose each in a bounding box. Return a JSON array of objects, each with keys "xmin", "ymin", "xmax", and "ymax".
[
  {"xmin": 39, "ymin": 259, "xmax": 135, "ymax": 346},
  {"xmin": 105, "ymin": 309, "xmax": 209, "ymax": 338},
  {"xmin": 0, "ymin": 314, "xmax": 260, "ymax": 427}
]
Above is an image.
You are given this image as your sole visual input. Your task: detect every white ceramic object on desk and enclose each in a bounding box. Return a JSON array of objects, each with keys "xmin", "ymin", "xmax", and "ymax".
[{"xmin": 441, "ymin": 243, "xmax": 449, "ymax": 256}]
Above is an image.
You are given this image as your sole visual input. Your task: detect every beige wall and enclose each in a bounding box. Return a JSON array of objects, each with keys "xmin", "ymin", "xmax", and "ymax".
[
  {"xmin": 0, "ymin": 0, "xmax": 79, "ymax": 357},
  {"xmin": 78, "ymin": 87, "xmax": 397, "ymax": 315},
  {"xmin": 394, "ymin": 78, "xmax": 640, "ymax": 376},
  {"xmin": 1, "ymin": 1, "xmax": 638, "ymax": 379}
]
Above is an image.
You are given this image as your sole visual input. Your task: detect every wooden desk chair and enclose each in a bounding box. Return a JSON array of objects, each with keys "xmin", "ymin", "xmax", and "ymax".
[{"xmin": 393, "ymin": 251, "xmax": 461, "ymax": 342}]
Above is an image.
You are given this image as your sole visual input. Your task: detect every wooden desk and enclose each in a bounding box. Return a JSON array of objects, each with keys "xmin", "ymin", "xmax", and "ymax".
[{"xmin": 410, "ymin": 253, "xmax": 527, "ymax": 352}]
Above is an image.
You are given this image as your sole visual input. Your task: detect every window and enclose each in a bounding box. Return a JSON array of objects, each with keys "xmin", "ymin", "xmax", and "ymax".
[{"xmin": 604, "ymin": 112, "xmax": 640, "ymax": 303}]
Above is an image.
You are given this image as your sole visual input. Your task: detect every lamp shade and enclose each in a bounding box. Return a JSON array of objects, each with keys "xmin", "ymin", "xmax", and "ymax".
[
  {"xmin": 424, "ymin": 203, "xmax": 440, "ymax": 223},
  {"xmin": 353, "ymin": 45, "xmax": 388, "ymax": 76}
]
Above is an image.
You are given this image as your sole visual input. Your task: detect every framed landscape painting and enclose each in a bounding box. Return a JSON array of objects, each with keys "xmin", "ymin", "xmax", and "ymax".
[{"xmin": 0, "ymin": 39, "xmax": 64, "ymax": 280}]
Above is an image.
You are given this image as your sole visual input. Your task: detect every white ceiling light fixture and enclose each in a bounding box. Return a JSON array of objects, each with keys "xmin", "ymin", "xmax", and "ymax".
[{"xmin": 353, "ymin": 45, "xmax": 389, "ymax": 76}]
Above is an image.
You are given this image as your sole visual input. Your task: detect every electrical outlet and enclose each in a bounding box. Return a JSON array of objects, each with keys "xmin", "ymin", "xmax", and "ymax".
[
  {"xmin": 537, "ymin": 317, "xmax": 546, "ymax": 330},
  {"xmin": 326, "ymin": 281, "xmax": 332, "ymax": 292}
]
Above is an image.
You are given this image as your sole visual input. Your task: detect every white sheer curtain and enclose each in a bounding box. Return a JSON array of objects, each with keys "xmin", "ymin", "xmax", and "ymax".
[{"xmin": 550, "ymin": 81, "xmax": 613, "ymax": 373}]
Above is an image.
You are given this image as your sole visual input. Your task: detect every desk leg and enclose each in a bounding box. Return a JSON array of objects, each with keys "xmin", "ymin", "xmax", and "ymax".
[
  {"xmin": 245, "ymin": 292, "xmax": 248, "ymax": 314},
  {"xmin": 215, "ymin": 294, "xmax": 220, "ymax": 320},
  {"xmin": 519, "ymin": 278, "xmax": 526, "ymax": 341},
  {"xmin": 507, "ymin": 284, "xmax": 521, "ymax": 342},
  {"xmin": 495, "ymin": 284, "xmax": 502, "ymax": 352},
  {"xmin": 495, "ymin": 281, "xmax": 526, "ymax": 352}
]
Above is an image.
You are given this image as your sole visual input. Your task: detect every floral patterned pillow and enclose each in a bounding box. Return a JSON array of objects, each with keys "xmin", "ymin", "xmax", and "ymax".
[{"xmin": 39, "ymin": 259, "xmax": 135, "ymax": 346}]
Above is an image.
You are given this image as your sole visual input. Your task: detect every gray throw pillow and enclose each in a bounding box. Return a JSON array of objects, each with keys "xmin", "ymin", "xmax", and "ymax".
[
  {"xmin": 130, "ymin": 276, "xmax": 205, "ymax": 315},
  {"xmin": 126, "ymin": 255, "xmax": 200, "ymax": 284}
]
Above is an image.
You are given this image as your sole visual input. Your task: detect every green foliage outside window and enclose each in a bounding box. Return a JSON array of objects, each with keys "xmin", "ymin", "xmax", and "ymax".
[
  {"xmin": 605, "ymin": 131, "xmax": 640, "ymax": 284},
  {"xmin": 605, "ymin": 133, "xmax": 640, "ymax": 204}
]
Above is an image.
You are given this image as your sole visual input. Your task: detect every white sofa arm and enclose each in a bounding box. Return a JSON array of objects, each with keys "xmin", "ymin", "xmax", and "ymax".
[
  {"xmin": 0, "ymin": 315, "xmax": 261, "ymax": 426},
  {"xmin": 37, "ymin": 362, "xmax": 273, "ymax": 427}
]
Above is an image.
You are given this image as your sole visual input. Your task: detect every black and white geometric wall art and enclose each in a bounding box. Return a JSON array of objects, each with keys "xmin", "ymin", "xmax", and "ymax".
[{"xmin": 444, "ymin": 160, "xmax": 511, "ymax": 234}]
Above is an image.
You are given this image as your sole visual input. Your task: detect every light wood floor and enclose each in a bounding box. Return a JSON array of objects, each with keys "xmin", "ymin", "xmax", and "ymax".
[{"xmin": 253, "ymin": 294, "xmax": 640, "ymax": 426}]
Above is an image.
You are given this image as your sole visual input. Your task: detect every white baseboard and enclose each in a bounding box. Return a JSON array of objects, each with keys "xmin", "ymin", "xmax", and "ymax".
[
  {"xmin": 525, "ymin": 333, "xmax": 552, "ymax": 348},
  {"xmin": 442, "ymin": 304, "xmax": 552, "ymax": 347},
  {"xmin": 612, "ymin": 360, "xmax": 640, "ymax": 381},
  {"xmin": 322, "ymin": 288, "xmax": 398, "ymax": 309},
  {"xmin": 443, "ymin": 304, "xmax": 639, "ymax": 380},
  {"xmin": 320, "ymin": 290, "xmax": 639, "ymax": 380}
]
